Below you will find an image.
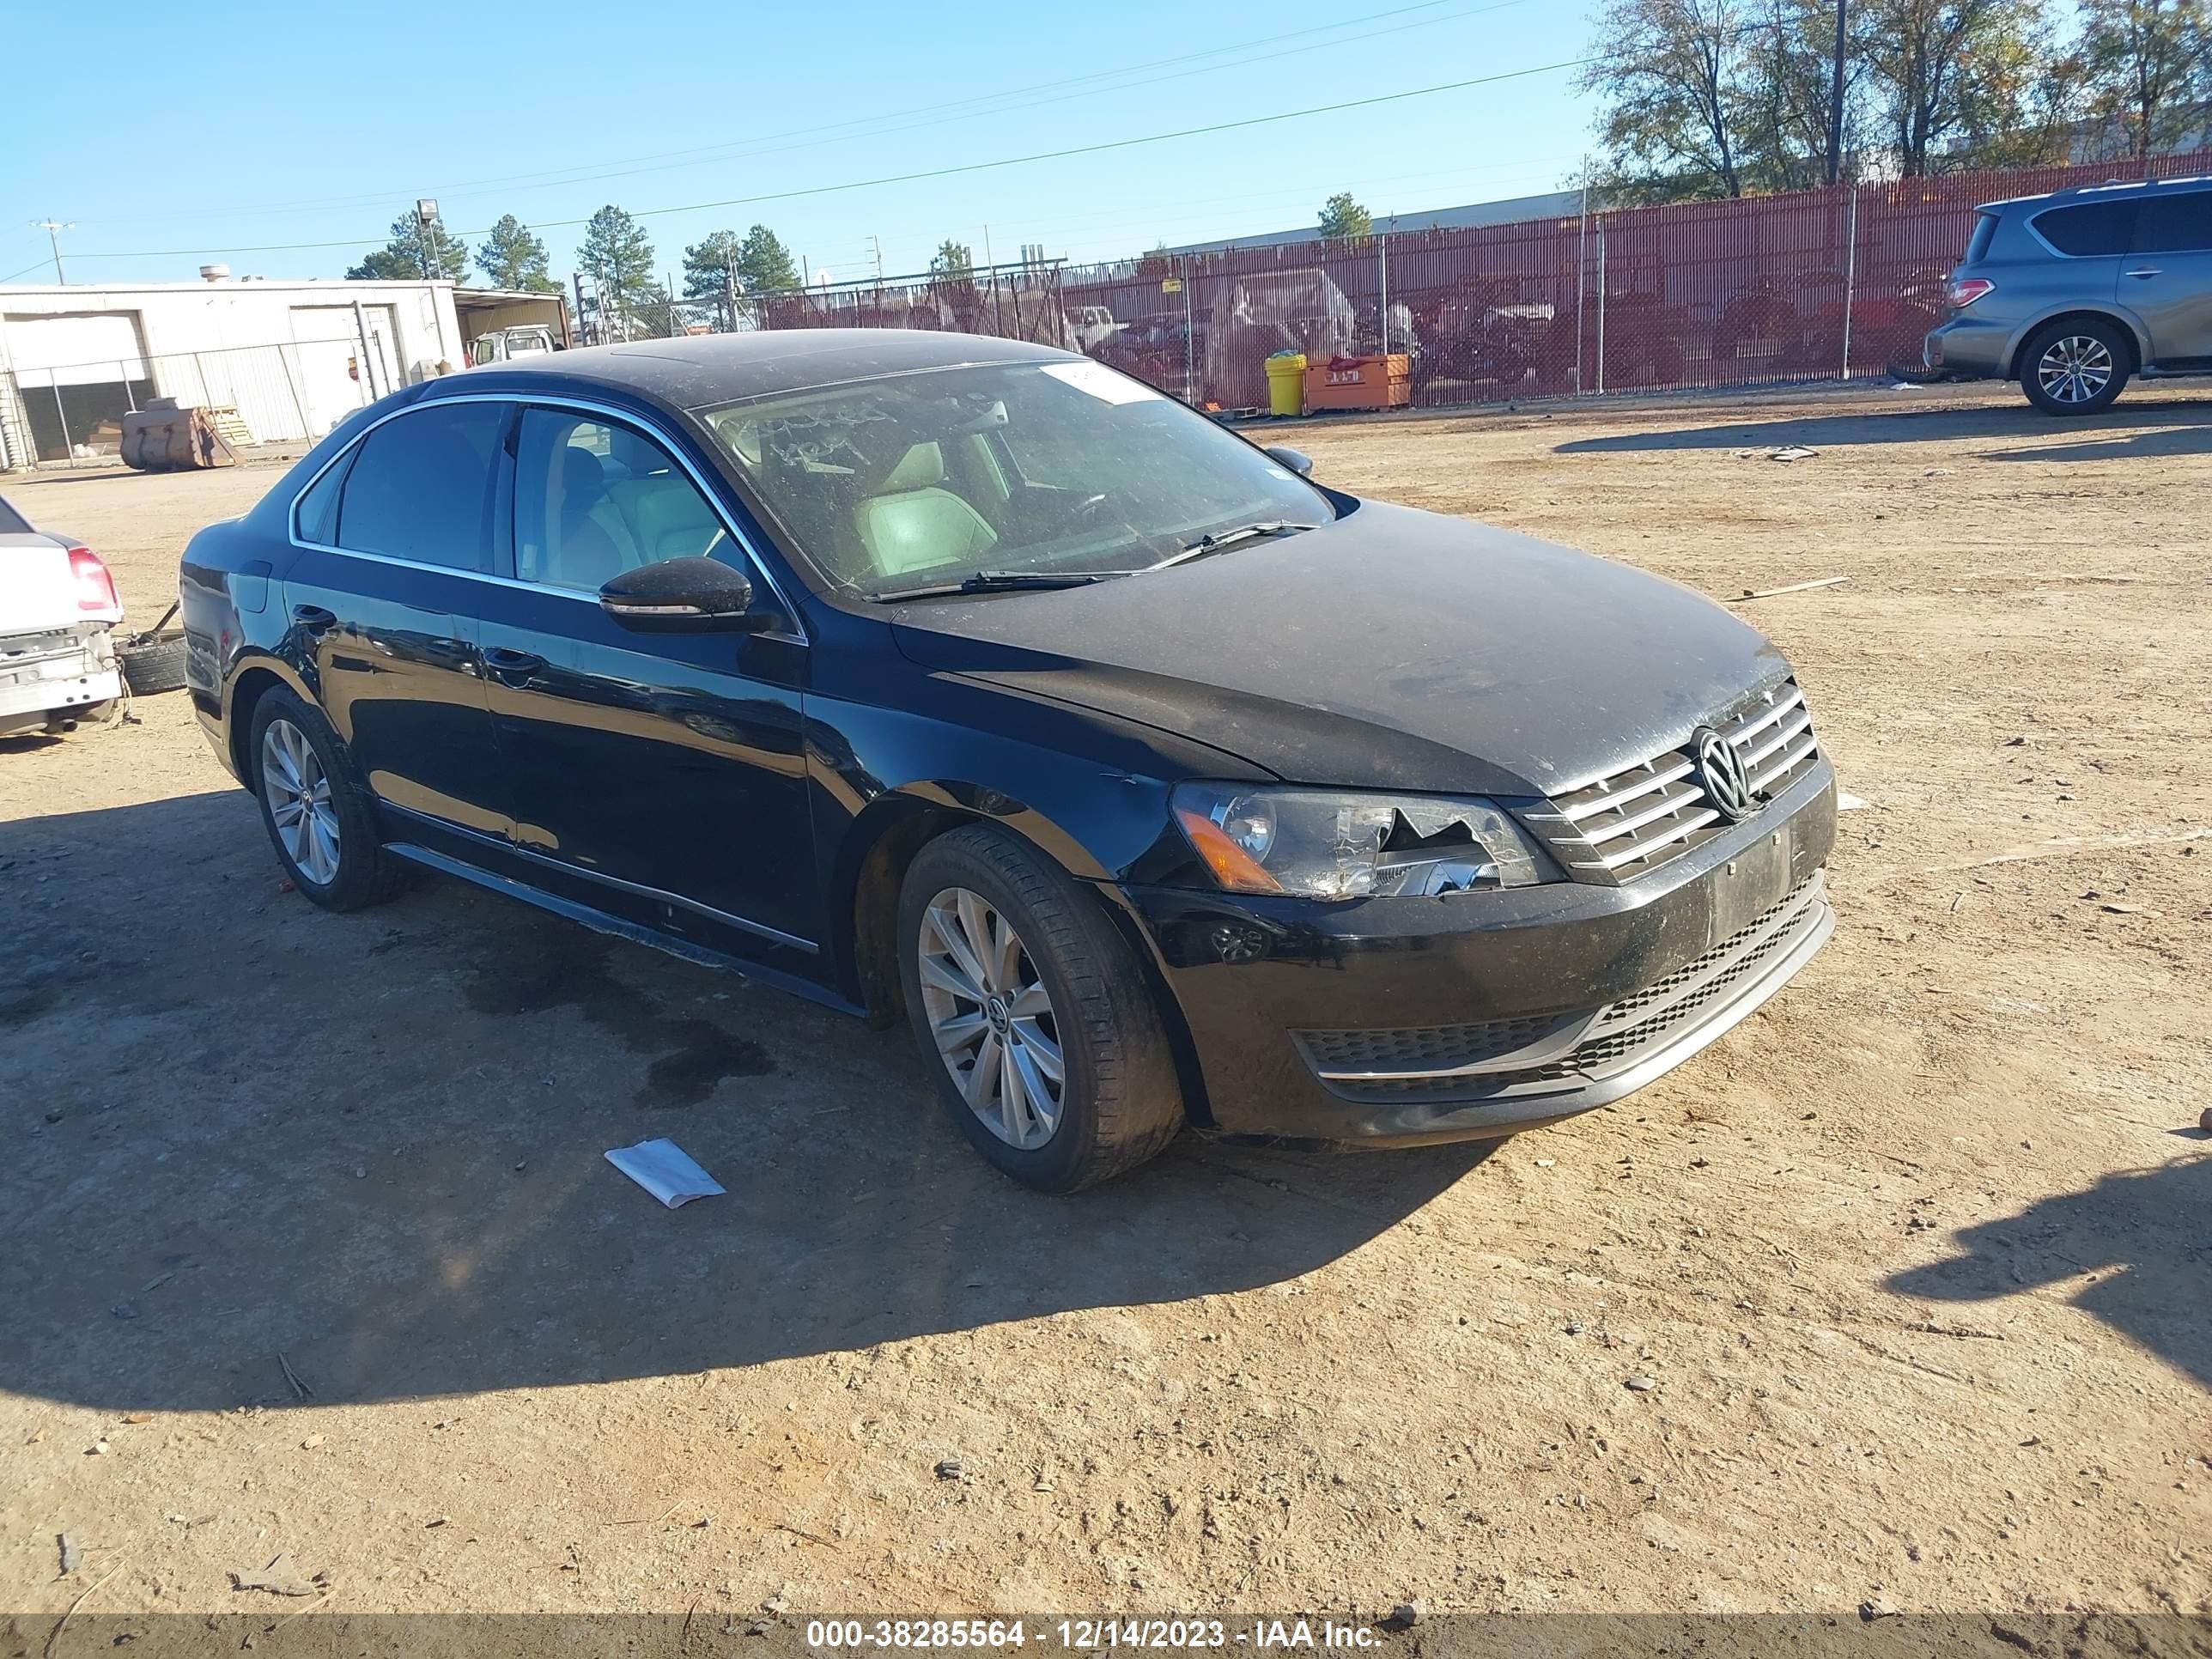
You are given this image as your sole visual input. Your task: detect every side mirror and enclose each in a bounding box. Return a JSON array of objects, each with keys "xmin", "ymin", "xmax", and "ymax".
[
  {"xmin": 599, "ymin": 556, "xmax": 772, "ymax": 634},
  {"xmin": 1265, "ymin": 445, "xmax": 1314, "ymax": 477}
]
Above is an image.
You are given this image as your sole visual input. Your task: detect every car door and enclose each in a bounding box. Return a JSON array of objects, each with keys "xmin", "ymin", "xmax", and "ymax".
[
  {"xmin": 2027, "ymin": 198, "xmax": 2130, "ymax": 311},
  {"xmin": 2124, "ymin": 187, "xmax": 2212, "ymax": 365},
  {"xmin": 471, "ymin": 400, "xmax": 820, "ymax": 963},
  {"xmin": 283, "ymin": 398, "xmax": 509, "ymax": 850}
]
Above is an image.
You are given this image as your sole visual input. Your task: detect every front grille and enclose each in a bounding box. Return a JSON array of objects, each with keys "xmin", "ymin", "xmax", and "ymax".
[
  {"xmin": 1305, "ymin": 875, "xmax": 1826, "ymax": 1104},
  {"xmin": 1522, "ymin": 681, "xmax": 1821, "ymax": 883},
  {"xmin": 1296, "ymin": 1013, "xmax": 1571, "ymax": 1077}
]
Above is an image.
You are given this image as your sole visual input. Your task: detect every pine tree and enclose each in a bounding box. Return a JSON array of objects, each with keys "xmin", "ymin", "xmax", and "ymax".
[
  {"xmin": 735, "ymin": 224, "xmax": 800, "ymax": 295},
  {"xmin": 347, "ymin": 210, "xmax": 469, "ymax": 282},
  {"xmin": 475, "ymin": 215, "xmax": 558, "ymax": 293},
  {"xmin": 578, "ymin": 205, "xmax": 657, "ymax": 341},
  {"xmin": 682, "ymin": 230, "xmax": 747, "ymax": 329}
]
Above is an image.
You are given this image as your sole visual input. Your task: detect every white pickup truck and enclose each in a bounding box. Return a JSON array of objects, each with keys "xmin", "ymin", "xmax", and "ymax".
[{"xmin": 0, "ymin": 490, "xmax": 125, "ymax": 738}]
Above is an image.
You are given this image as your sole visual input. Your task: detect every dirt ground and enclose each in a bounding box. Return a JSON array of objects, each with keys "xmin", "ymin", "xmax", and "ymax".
[{"xmin": 2, "ymin": 383, "xmax": 2206, "ymax": 1629}]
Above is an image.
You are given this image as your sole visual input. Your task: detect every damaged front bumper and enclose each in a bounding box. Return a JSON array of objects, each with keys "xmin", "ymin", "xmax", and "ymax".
[
  {"xmin": 0, "ymin": 623, "xmax": 120, "ymax": 735},
  {"xmin": 1115, "ymin": 757, "xmax": 1837, "ymax": 1145}
]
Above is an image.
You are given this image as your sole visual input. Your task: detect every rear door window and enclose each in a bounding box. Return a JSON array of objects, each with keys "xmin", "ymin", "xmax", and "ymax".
[
  {"xmin": 336, "ymin": 401, "xmax": 510, "ymax": 572},
  {"xmin": 2132, "ymin": 189, "xmax": 2212, "ymax": 253},
  {"xmin": 2033, "ymin": 200, "xmax": 2139, "ymax": 257}
]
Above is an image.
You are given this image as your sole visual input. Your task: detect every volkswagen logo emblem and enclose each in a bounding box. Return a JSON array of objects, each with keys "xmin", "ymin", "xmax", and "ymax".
[{"xmin": 1692, "ymin": 726, "xmax": 1759, "ymax": 822}]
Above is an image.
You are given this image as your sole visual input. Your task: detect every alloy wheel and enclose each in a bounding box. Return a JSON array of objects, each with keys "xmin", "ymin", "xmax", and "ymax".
[
  {"xmin": 261, "ymin": 717, "xmax": 341, "ymax": 886},
  {"xmin": 916, "ymin": 886, "xmax": 1065, "ymax": 1150},
  {"xmin": 2036, "ymin": 335, "xmax": 2112, "ymax": 405}
]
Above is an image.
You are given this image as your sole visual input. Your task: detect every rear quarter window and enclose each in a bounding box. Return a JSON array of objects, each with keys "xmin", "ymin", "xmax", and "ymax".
[
  {"xmin": 1965, "ymin": 212, "xmax": 1998, "ymax": 264},
  {"xmin": 0, "ymin": 495, "xmax": 30, "ymax": 535},
  {"xmin": 2032, "ymin": 200, "xmax": 2139, "ymax": 257}
]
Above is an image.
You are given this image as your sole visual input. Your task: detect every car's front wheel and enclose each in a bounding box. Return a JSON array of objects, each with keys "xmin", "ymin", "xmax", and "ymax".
[
  {"xmin": 248, "ymin": 687, "xmax": 401, "ymax": 911},
  {"xmin": 2021, "ymin": 318, "xmax": 2130, "ymax": 416},
  {"xmin": 897, "ymin": 823, "xmax": 1185, "ymax": 1192}
]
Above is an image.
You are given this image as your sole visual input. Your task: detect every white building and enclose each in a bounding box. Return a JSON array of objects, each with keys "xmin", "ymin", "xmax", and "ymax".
[{"xmin": 0, "ymin": 274, "xmax": 465, "ymax": 469}]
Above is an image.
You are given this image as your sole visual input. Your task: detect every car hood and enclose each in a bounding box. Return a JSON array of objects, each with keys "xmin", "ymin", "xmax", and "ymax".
[{"xmin": 887, "ymin": 500, "xmax": 1794, "ymax": 797}]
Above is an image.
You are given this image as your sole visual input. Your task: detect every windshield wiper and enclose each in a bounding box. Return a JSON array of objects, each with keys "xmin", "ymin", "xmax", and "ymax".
[
  {"xmin": 867, "ymin": 569, "xmax": 1139, "ymax": 602},
  {"xmin": 1144, "ymin": 520, "xmax": 1318, "ymax": 573}
]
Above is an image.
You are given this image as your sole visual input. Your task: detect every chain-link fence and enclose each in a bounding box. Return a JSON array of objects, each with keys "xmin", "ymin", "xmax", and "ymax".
[
  {"xmin": 787, "ymin": 149, "xmax": 2212, "ymax": 413},
  {"xmin": 10, "ymin": 149, "xmax": 2203, "ymax": 470}
]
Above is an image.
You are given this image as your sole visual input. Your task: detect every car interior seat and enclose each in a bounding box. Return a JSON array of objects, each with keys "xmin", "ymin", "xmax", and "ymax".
[
  {"xmin": 852, "ymin": 441, "xmax": 998, "ymax": 579},
  {"xmin": 544, "ymin": 446, "xmax": 640, "ymax": 589}
]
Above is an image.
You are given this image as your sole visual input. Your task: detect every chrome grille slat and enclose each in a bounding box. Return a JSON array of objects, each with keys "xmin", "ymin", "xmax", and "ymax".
[
  {"xmin": 1556, "ymin": 757, "xmax": 1696, "ymax": 823},
  {"xmin": 1518, "ymin": 680, "xmax": 1822, "ymax": 885},
  {"xmin": 1748, "ymin": 732, "xmax": 1819, "ymax": 794},
  {"xmin": 1736, "ymin": 710, "xmax": 1813, "ymax": 770},
  {"xmin": 1577, "ymin": 779, "xmax": 1711, "ymax": 846},
  {"xmin": 1575, "ymin": 808, "xmax": 1721, "ymax": 871},
  {"xmin": 1727, "ymin": 687, "xmax": 1803, "ymax": 745}
]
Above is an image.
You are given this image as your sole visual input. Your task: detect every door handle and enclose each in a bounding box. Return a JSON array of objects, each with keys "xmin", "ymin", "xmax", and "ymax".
[
  {"xmin": 2124, "ymin": 266, "xmax": 2161, "ymax": 278},
  {"xmin": 290, "ymin": 603, "xmax": 337, "ymax": 633},
  {"xmin": 482, "ymin": 647, "xmax": 545, "ymax": 683}
]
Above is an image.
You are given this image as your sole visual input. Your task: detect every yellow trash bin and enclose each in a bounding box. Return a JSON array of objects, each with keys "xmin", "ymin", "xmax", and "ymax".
[{"xmin": 1264, "ymin": 351, "xmax": 1307, "ymax": 416}]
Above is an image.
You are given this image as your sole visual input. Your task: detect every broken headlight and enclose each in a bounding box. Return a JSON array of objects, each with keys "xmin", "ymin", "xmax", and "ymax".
[{"xmin": 1170, "ymin": 784, "xmax": 1555, "ymax": 898}]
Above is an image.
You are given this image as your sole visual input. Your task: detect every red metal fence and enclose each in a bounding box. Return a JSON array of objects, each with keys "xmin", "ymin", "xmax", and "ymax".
[{"xmin": 758, "ymin": 149, "xmax": 2212, "ymax": 412}]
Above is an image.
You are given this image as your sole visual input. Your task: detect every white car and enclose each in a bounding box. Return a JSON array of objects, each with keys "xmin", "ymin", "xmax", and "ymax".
[{"xmin": 1, "ymin": 491, "xmax": 125, "ymax": 738}]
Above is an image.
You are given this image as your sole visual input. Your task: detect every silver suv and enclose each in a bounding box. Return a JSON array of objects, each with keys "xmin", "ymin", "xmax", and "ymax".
[{"xmin": 1923, "ymin": 177, "xmax": 2212, "ymax": 415}]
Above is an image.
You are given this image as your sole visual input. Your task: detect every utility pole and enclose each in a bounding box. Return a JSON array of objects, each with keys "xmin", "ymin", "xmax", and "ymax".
[
  {"xmin": 31, "ymin": 218, "xmax": 74, "ymax": 283},
  {"xmin": 1824, "ymin": 0, "xmax": 1849, "ymax": 186},
  {"xmin": 866, "ymin": 235, "xmax": 884, "ymax": 283}
]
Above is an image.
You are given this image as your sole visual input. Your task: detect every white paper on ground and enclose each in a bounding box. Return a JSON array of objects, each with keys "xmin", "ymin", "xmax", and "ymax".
[{"xmin": 605, "ymin": 1138, "xmax": 726, "ymax": 1208}]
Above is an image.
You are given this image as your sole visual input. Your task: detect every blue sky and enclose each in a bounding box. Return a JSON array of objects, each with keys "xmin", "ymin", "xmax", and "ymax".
[{"xmin": 7, "ymin": 0, "xmax": 1597, "ymax": 290}]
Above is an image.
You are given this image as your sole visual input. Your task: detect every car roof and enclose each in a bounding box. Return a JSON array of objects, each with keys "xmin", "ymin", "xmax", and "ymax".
[
  {"xmin": 1978, "ymin": 173, "xmax": 2211, "ymax": 215},
  {"xmin": 449, "ymin": 328, "xmax": 1081, "ymax": 413}
]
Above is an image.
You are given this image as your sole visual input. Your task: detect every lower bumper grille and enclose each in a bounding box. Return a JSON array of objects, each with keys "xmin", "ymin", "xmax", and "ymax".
[{"xmin": 1295, "ymin": 873, "xmax": 1828, "ymax": 1106}]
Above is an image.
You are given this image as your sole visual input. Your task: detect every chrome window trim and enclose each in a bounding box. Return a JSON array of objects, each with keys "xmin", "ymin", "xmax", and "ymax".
[{"xmin": 285, "ymin": 389, "xmax": 809, "ymax": 647}]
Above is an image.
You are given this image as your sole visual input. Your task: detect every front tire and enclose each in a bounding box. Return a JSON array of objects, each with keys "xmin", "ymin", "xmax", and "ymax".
[
  {"xmin": 2021, "ymin": 319, "xmax": 2129, "ymax": 416},
  {"xmin": 897, "ymin": 823, "xmax": 1185, "ymax": 1192},
  {"xmin": 248, "ymin": 687, "xmax": 401, "ymax": 911}
]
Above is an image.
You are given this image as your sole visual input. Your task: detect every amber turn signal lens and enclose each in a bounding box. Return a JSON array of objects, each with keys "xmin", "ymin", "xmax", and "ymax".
[{"xmin": 1175, "ymin": 807, "xmax": 1284, "ymax": 894}]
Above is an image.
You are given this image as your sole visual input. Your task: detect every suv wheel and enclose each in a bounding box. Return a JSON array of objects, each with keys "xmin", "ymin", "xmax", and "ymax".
[
  {"xmin": 249, "ymin": 687, "xmax": 402, "ymax": 911},
  {"xmin": 2021, "ymin": 319, "xmax": 2129, "ymax": 416},
  {"xmin": 897, "ymin": 823, "xmax": 1185, "ymax": 1192}
]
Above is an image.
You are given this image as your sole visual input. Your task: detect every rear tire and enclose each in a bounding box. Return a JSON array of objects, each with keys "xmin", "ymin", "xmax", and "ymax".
[
  {"xmin": 2020, "ymin": 318, "xmax": 2130, "ymax": 416},
  {"xmin": 247, "ymin": 687, "xmax": 402, "ymax": 912},
  {"xmin": 897, "ymin": 823, "xmax": 1185, "ymax": 1192}
]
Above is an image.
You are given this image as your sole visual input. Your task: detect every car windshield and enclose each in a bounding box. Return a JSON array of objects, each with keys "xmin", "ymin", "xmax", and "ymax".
[{"xmin": 696, "ymin": 359, "xmax": 1330, "ymax": 597}]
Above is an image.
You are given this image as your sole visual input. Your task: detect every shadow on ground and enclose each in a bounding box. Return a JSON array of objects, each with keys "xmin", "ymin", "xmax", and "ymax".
[
  {"xmin": 1887, "ymin": 1156, "xmax": 2212, "ymax": 1390},
  {"xmin": 0, "ymin": 791, "xmax": 1486, "ymax": 1413},
  {"xmin": 1553, "ymin": 397, "xmax": 2212, "ymax": 457}
]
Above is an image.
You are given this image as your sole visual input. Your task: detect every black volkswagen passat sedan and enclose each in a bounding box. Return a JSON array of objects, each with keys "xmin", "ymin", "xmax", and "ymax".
[{"xmin": 181, "ymin": 331, "xmax": 1835, "ymax": 1191}]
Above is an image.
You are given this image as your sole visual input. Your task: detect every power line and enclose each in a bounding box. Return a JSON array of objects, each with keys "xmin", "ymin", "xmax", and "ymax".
[
  {"xmin": 87, "ymin": 0, "xmax": 1507, "ymax": 228},
  {"xmin": 66, "ymin": 57, "xmax": 1593, "ymax": 264}
]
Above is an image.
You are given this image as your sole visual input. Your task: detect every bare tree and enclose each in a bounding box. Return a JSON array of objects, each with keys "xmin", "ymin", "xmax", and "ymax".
[
  {"xmin": 2078, "ymin": 0, "xmax": 2209, "ymax": 162},
  {"xmin": 1581, "ymin": 0, "xmax": 1755, "ymax": 198}
]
